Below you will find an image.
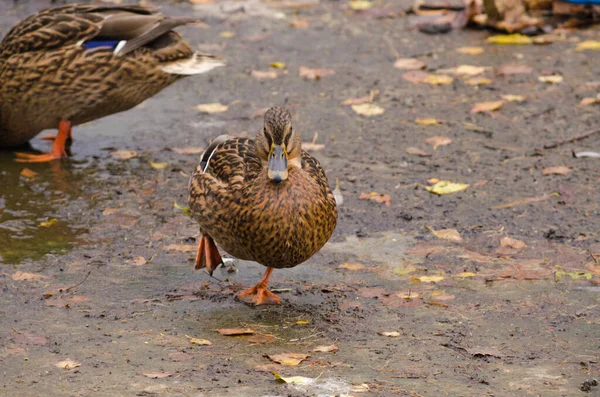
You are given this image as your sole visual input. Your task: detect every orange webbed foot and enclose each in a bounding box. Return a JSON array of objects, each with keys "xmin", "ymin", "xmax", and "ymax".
[
  {"xmin": 15, "ymin": 151, "xmax": 66, "ymax": 163},
  {"xmin": 236, "ymin": 285, "xmax": 282, "ymax": 305}
]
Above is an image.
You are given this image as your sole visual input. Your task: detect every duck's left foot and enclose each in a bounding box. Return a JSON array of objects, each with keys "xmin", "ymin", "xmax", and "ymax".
[
  {"xmin": 236, "ymin": 267, "xmax": 281, "ymax": 305},
  {"xmin": 15, "ymin": 151, "xmax": 66, "ymax": 162},
  {"xmin": 15, "ymin": 120, "xmax": 72, "ymax": 163}
]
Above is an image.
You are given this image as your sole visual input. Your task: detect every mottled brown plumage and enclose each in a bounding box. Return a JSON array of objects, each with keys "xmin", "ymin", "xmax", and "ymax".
[
  {"xmin": 0, "ymin": 4, "xmax": 223, "ymax": 161},
  {"xmin": 188, "ymin": 107, "xmax": 337, "ymax": 305}
]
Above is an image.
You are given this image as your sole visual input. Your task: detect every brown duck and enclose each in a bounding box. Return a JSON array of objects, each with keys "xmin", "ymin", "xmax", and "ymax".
[
  {"xmin": 0, "ymin": 4, "xmax": 223, "ymax": 162},
  {"xmin": 188, "ymin": 107, "xmax": 338, "ymax": 305}
]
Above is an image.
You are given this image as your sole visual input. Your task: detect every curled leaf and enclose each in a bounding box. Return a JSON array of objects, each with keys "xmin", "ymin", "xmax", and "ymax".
[
  {"xmin": 190, "ymin": 338, "xmax": 212, "ymax": 345},
  {"xmin": 542, "ymin": 166, "xmax": 570, "ymax": 175},
  {"xmin": 270, "ymin": 62, "xmax": 286, "ymax": 69},
  {"xmin": 415, "ymin": 118, "xmax": 441, "ymax": 125},
  {"xmin": 424, "ymin": 74, "xmax": 454, "ymax": 85},
  {"xmin": 538, "ymin": 75, "xmax": 563, "ymax": 84},
  {"xmin": 425, "ymin": 181, "xmax": 469, "ymax": 195},
  {"xmin": 378, "ymin": 331, "xmax": 400, "ymax": 337},
  {"xmin": 272, "ymin": 372, "xmax": 314, "ymax": 385},
  {"xmin": 196, "ymin": 103, "xmax": 228, "ymax": 113},
  {"xmin": 266, "ymin": 353, "xmax": 309, "ymax": 366},
  {"xmin": 427, "ymin": 227, "xmax": 463, "ymax": 242},
  {"xmin": 486, "ymin": 34, "xmax": 532, "ymax": 45},
  {"xmin": 150, "ymin": 161, "xmax": 168, "ymax": 170},
  {"xmin": 393, "ymin": 58, "xmax": 426, "ymax": 70},
  {"xmin": 351, "ymin": 103, "xmax": 385, "ymax": 116},
  {"xmin": 20, "ymin": 168, "xmax": 37, "ymax": 178},
  {"xmin": 471, "ymin": 100, "xmax": 504, "ymax": 114},
  {"xmin": 501, "ymin": 94, "xmax": 525, "ymax": 102},
  {"xmin": 576, "ymin": 40, "xmax": 600, "ymax": 51},
  {"xmin": 40, "ymin": 218, "xmax": 57, "ymax": 227},
  {"xmin": 457, "ymin": 46, "xmax": 484, "ymax": 55}
]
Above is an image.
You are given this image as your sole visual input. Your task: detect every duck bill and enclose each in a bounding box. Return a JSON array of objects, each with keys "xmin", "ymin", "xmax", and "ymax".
[{"xmin": 268, "ymin": 145, "xmax": 288, "ymax": 184}]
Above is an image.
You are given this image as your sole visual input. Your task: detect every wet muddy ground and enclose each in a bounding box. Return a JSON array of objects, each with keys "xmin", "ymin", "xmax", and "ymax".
[{"xmin": 1, "ymin": 0, "xmax": 599, "ymax": 396}]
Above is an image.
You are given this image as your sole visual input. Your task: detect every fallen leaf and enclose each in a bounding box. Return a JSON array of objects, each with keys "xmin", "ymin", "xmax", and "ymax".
[
  {"xmin": 438, "ymin": 65, "xmax": 487, "ymax": 76},
  {"xmin": 554, "ymin": 268, "xmax": 592, "ymax": 281},
  {"xmin": 168, "ymin": 352, "xmax": 193, "ymax": 362},
  {"xmin": 538, "ymin": 75, "xmax": 563, "ymax": 84},
  {"xmin": 351, "ymin": 383, "xmax": 371, "ymax": 392},
  {"xmin": 171, "ymin": 147, "xmax": 204, "ymax": 155},
  {"xmin": 457, "ymin": 46, "xmax": 484, "ymax": 55},
  {"xmin": 486, "ymin": 34, "xmax": 532, "ymax": 45},
  {"xmin": 501, "ymin": 94, "xmax": 526, "ymax": 102},
  {"xmin": 391, "ymin": 263, "xmax": 419, "ymax": 277},
  {"xmin": 142, "ymin": 372, "xmax": 172, "ymax": 379},
  {"xmin": 465, "ymin": 77, "xmax": 492, "ymax": 86},
  {"xmin": 190, "ymin": 338, "xmax": 212, "ymax": 345},
  {"xmin": 500, "ymin": 237, "xmax": 526, "ymax": 250},
  {"xmin": 497, "ymin": 64, "xmax": 533, "ymax": 75},
  {"xmin": 412, "ymin": 275, "xmax": 445, "ymax": 283},
  {"xmin": 216, "ymin": 328, "xmax": 255, "ymax": 336},
  {"xmin": 425, "ymin": 181, "xmax": 469, "ymax": 195},
  {"xmin": 110, "ymin": 150, "xmax": 137, "ymax": 160},
  {"xmin": 11, "ymin": 271, "xmax": 47, "ymax": 281},
  {"xmin": 248, "ymin": 334, "xmax": 276, "ymax": 344},
  {"xmin": 341, "ymin": 95, "xmax": 371, "ymax": 106},
  {"xmin": 351, "ymin": 103, "xmax": 385, "ymax": 116},
  {"xmin": 415, "ymin": 118, "xmax": 441, "ymax": 125},
  {"xmin": 196, "ymin": 103, "xmax": 228, "ymax": 113},
  {"xmin": 270, "ymin": 62, "xmax": 286, "ymax": 69},
  {"xmin": 580, "ymin": 97, "xmax": 600, "ymax": 106},
  {"xmin": 424, "ymin": 74, "xmax": 454, "ymax": 85},
  {"xmin": 338, "ymin": 263, "xmax": 366, "ymax": 271},
  {"xmin": 150, "ymin": 161, "xmax": 167, "ymax": 170},
  {"xmin": 299, "ymin": 66, "xmax": 335, "ymax": 80},
  {"xmin": 40, "ymin": 218, "xmax": 57, "ymax": 227},
  {"xmin": 251, "ymin": 70, "xmax": 278, "ymax": 79},
  {"xmin": 405, "ymin": 147, "xmax": 431, "ymax": 157},
  {"xmin": 471, "ymin": 100, "xmax": 504, "ymax": 114},
  {"xmin": 543, "ymin": 166, "xmax": 570, "ymax": 176},
  {"xmin": 219, "ymin": 31, "xmax": 235, "ymax": 38},
  {"xmin": 359, "ymin": 191, "xmax": 391, "ymax": 206},
  {"xmin": 313, "ymin": 344, "xmax": 338, "ymax": 352},
  {"xmin": 55, "ymin": 359, "xmax": 81, "ymax": 370},
  {"xmin": 164, "ymin": 244, "xmax": 195, "ymax": 252},
  {"xmin": 490, "ymin": 193, "xmax": 558, "ymax": 209},
  {"xmin": 272, "ymin": 372, "xmax": 314, "ymax": 385},
  {"xmin": 130, "ymin": 256, "xmax": 147, "ymax": 266},
  {"xmin": 424, "ymin": 136, "xmax": 452, "ymax": 150},
  {"xmin": 576, "ymin": 40, "xmax": 600, "ymax": 51},
  {"xmin": 426, "ymin": 301, "xmax": 449, "ymax": 307},
  {"xmin": 266, "ymin": 353, "xmax": 309, "ymax": 366},
  {"xmin": 378, "ymin": 331, "xmax": 400, "ymax": 337},
  {"xmin": 349, "ymin": 0, "xmax": 373, "ymax": 10},
  {"xmin": 428, "ymin": 227, "xmax": 463, "ymax": 242},
  {"xmin": 402, "ymin": 70, "xmax": 430, "ymax": 84},
  {"xmin": 455, "ymin": 272, "xmax": 476, "ymax": 279},
  {"xmin": 427, "ymin": 177, "xmax": 439, "ymax": 184},
  {"xmin": 393, "ymin": 58, "xmax": 426, "ymax": 70},
  {"xmin": 290, "ymin": 19, "xmax": 309, "ymax": 28},
  {"xmin": 465, "ymin": 347, "xmax": 503, "ymax": 358},
  {"xmin": 174, "ymin": 202, "xmax": 190, "ymax": 212},
  {"xmin": 20, "ymin": 168, "xmax": 37, "ymax": 178}
]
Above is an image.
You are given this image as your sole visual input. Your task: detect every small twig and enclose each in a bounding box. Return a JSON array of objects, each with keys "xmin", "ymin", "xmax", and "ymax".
[
  {"xmin": 383, "ymin": 35, "xmax": 401, "ymax": 60},
  {"xmin": 65, "ymin": 271, "xmax": 91, "ymax": 292},
  {"xmin": 590, "ymin": 252, "xmax": 599, "ymax": 266},
  {"xmin": 541, "ymin": 128, "xmax": 600, "ymax": 150}
]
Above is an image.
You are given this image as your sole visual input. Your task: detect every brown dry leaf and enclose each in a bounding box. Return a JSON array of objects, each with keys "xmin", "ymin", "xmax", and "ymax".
[
  {"xmin": 216, "ymin": 328, "xmax": 255, "ymax": 336},
  {"xmin": 359, "ymin": 192, "xmax": 391, "ymax": 207},
  {"xmin": 142, "ymin": 372, "xmax": 172, "ymax": 379},
  {"xmin": 164, "ymin": 244, "xmax": 196, "ymax": 252},
  {"xmin": 405, "ymin": 147, "xmax": 431, "ymax": 157},
  {"xmin": 290, "ymin": 19, "xmax": 309, "ymax": 28},
  {"xmin": 538, "ymin": 75, "xmax": 563, "ymax": 84},
  {"xmin": 500, "ymin": 237, "xmax": 526, "ymax": 250},
  {"xmin": 20, "ymin": 168, "xmax": 37, "ymax": 178},
  {"xmin": 299, "ymin": 66, "xmax": 335, "ymax": 80},
  {"xmin": 341, "ymin": 95, "xmax": 371, "ymax": 106},
  {"xmin": 196, "ymin": 103, "xmax": 228, "ymax": 113},
  {"xmin": 313, "ymin": 344, "xmax": 339, "ymax": 352},
  {"xmin": 501, "ymin": 94, "xmax": 526, "ymax": 102},
  {"xmin": 266, "ymin": 353, "xmax": 309, "ymax": 366},
  {"xmin": 471, "ymin": 100, "xmax": 504, "ymax": 114},
  {"xmin": 11, "ymin": 271, "xmax": 47, "ymax": 281},
  {"xmin": 428, "ymin": 227, "xmax": 463, "ymax": 242},
  {"xmin": 190, "ymin": 338, "xmax": 212, "ymax": 345},
  {"xmin": 457, "ymin": 46, "xmax": 484, "ymax": 55},
  {"xmin": 338, "ymin": 263, "xmax": 366, "ymax": 271},
  {"xmin": 438, "ymin": 65, "xmax": 487, "ymax": 76},
  {"xmin": 110, "ymin": 150, "xmax": 137, "ymax": 160},
  {"xmin": 580, "ymin": 97, "xmax": 600, "ymax": 106},
  {"xmin": 130, "ymin": 256, "xmax": 147, "ymax": 266},
  {"xmin": 415, "ymin": 118, "xmax": 442, "ymax": 125},
  {"xmin": 378, "ymin": 331, "xmax": 400, "ymax": 337},
  {"xmin": 393, "ymin": 58, "xmax": 426, "ymax": 70},
  {"xmin": 248, "ymin": 333, "xmax": 276, "ymax": 344},
  {"xmin": 55, "ymin": 359, "xmax": 81, "ymax": 370},
  {"xmin": 171, "ymin": 147, "xmax": 204, "ymax": 155},
  {"xmin": 168, "ymin": 352, "xmax": 193, "ymax": 362},
  {"xmin": 491, "ymin": 193, "xmax": 557, "ymax": 209},
  {"xmin": 402, "ymin": 70, "xmax": 429, "ymax": 84},
  {"xmin": 465, "ymin": 77, "xmax": 492, "ymax": 86},
  {"xmin": 351, "ymin": 103, "xmax": 385, "ymax": 117},
  {"xmin": 424, "ymin": 74, "xmax": 454, "ymax": 85},
  {"xmin": 542, "ymin": 166, "xmax": 570, "ymax": 175},
  {"xmin": 497, "ymin": 64, "xmax": 533, "ymax": 75},
  {"xmin": 424, "ymin": 136, "xmax": 452, "ymax": 150},
  {"xmin": 251, "ymin": 70, "xmax": 278, "ymax": 79}
]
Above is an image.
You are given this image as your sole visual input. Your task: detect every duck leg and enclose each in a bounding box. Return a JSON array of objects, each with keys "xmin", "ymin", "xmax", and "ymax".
[
  {"xmin": 236, "ymin": 267, "xmax": 281, "ymax": 305},
  {"xmin": 194, "ymin": 234, "xmax": 223, "ymax": 275},
  {"xmin": 15, "ymin": 120, "xmax": 72, "ymax": 162}
]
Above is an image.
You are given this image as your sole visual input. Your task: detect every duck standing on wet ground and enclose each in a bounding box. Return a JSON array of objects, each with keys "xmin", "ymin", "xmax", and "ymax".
[
  {"xmin": 0, "ymin": 4, "xmax": 223, "ymax": 162},
  {"xmin": 189, "ymin": 107, "xmax": 338, "ymax": 305}
]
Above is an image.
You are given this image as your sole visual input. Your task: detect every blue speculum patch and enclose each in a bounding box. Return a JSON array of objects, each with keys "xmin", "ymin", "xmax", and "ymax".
[{"xmin": 82, "ymin": 40, "xmax": 122, "ymax": 50}]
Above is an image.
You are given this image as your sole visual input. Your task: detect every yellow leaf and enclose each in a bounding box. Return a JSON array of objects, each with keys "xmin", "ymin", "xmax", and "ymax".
[
  {"xmin": 457, "ymin": 46, "xmax": 484, "ymax": 55},
  {"xmin": 501, "ymin": 94, "xmax": 526, "ymax": 102},
  {"xmin": 412, "ymin": 275, "xmax": 445, "ymax": 283},
  {"xmin": 576, "ymin": 40, "xmax": 600, "ymax": 51},
  {"xmin": 272, "ymin": 372, "xmax": 314, "ymax": 385},
  {"xmin": 296, "ymin": 320, "xmax": 310, "ymax": 325},
  {"xmin": 424, "ymin": 74, "xmax": 454, "ymax": 85},
  {"xmin": 349, "ymin": 0, "xmax": 373, "ymax": 10},
  {"xmin": 378, "ymin": 331, "xmax": 400, "ymax": 337},
  {"xmin": 438, "ymin": 65, "xmax": 487, "ymax": 76},
  {"xmin": 266, "ymin": 353, "xmax": 309, "ymax": 366},
  {"xmin": 425, "ymin": 181, "xmax": 469, "ymax": 195},
  {"xmin": 40, "ymin": 218, "xmax": 57, "ymax": 227},
  {"xmin": 196, "ymin": 103, "xmax": 228, "ymax": 113},
  {"xmin": 393, "ymin": 58, "xmax": 426, "ymax": 70},
  {"xmin": 20, "ymin": 168, "xmax": 37, "ymax": 178},
  {"xmin": 391, "ymin": 263, "xmax": 419, "ymax": 276},
  {"xmin": 465, "ymin": 77, "xmax": 492, "ymax": 86},
  {"xmin": 455, "ymin": 272, "xmax": 476, "ymax": 279},
  {"xmin": 424, "ymin": 136, "xmax": 452, "ymax": 150},
  {"xmin": 219, "ymin": 31, "xmax": 235, "ymax": 38},
  {"xmin": 427, "ymin": 227, "xmax": 463, "ymax": 242},
  {"xmin": 190, "ymin": 338, "xmax": 212, "ymax": 345},
  {"xmin": 173, "ymin": 201, "xmax": 190, "ymax": 212},
  {"xmin": 427, "ymin": 177, "xmax": 439, "ymax": 184},
  {"xmin": 110, "ymin": 150, "xmax": 137, "ymax": 160},
  {"xmin": 471, "ymin": 100, "xmax": 504, "ymax": 114},
  {"xmin": 538, "ymin": 75, "xmax": 563, "ymax": 84},
  {"xmin": 150, "ymin": 161, "xmax": 168, "ymax": 170},
  {"xmin": 351, "ymin": 103, "xmax": 385, "ymax": 116},
  {"xmin": 415, "ymin": 118, "xmax": 441, "ymax": 125},
  {"xmin": 270, "ymin": 62, "xmax": 286, "ymax": 69},
  {"xmin": 486, "ymin": 34, "xmax": 532, "ymax": 45}
]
